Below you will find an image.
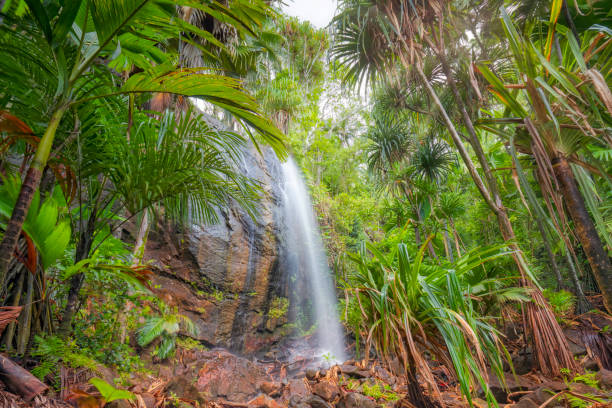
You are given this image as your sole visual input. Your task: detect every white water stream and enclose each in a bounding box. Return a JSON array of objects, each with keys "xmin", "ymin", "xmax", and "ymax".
[{"xmin": 280, "ymin": 158, "xmax": 346, "ymax": 363}]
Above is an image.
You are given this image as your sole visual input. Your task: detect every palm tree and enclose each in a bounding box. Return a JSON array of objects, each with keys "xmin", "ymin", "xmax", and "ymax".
[
  {"xmin": 365, "ymin": 114, "xmax": 413, "ymax": 174},
  {"xmin": 332, "ymin": 0, "xmax": 576, "ymax": 376},
  {"xmin": 0, "ymin": 0, "xmax": 284, "ymax": 288},
  {"xmin": 348, "ymin": 241, "xmax": 518, "ymax": 407}
]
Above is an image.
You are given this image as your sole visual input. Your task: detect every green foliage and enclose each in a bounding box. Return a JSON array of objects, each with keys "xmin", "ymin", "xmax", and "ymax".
[
  {"xmin": 361, "ymin": 382, "xmax": 399, "ymax": 402},
  {"xmin": 31, "ymin": 335, "xmax": 99, "ymax": 383},
  {"xmin": 176, "ymin": 336, "xmax": 206, "ymax": 352},
  {"xmin": 347, "ymin": 241, "xmax": 519, "ymax": 407},
  {"xmin": 268, "ymin": 297, "xmax": 289, "ymax": 319},
  {"xmin": 137, "ymin": 304, "xmax": 196, "ymax": 360},
  {"xmin": 0, "ymin": 175, "xmax": 70, "ymax": 270},
  {"xmin": 89, "ymin": 377, "xmax": 135, "ymax": 403},
  {"xmin": 571, "ymin": 372, "xmax": 600, "ymax": 389},
  {"xmin": 543, "ymin": 289, "xmax": 576, "ymax": 320}
]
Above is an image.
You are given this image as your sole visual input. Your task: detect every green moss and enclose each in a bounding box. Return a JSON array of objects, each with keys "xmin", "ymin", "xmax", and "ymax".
[
  {"xmin": 269, "ymin": 297, "xmax": 289, "ymax": 319},
  {"xmin": 176, "ymin": 336, "xmax": 207, "ymax": 352}
]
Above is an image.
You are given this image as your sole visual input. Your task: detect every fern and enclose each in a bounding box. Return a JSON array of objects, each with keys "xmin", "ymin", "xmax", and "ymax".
[{"xmin": 31, "ymin": 335, "xmax": 100, "ymax": 381}]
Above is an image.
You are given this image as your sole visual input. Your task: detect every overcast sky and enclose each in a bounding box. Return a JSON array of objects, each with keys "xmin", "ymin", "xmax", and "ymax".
[{"xmin": 281, "ymin": 0, "xmax": 338, "ymax": 28}]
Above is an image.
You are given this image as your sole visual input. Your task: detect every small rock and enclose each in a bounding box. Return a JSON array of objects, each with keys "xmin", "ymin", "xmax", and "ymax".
[
  {"xmin": 514, "ymin": 397, "xmax": 538, "ymax": 408},
  {"xmin": 539, "ymin": 381, "xmax": 567, "ymax": 393},
  {"xmin": 140, "ymin": 393, "xmax": 157, "ymax": 408},
  {"xmin": 512, "ymin": 354, "xmax": 535, "ymax": 375},
  {"xmin": 471, "ymin": 399, "xmax": 489, "ymax": 408},
  {"xmin": 569, "ymin": 382, "xmax": 600, "ymax": 396},
  {"xmin": 260, "ymin": 381, "xmax": 281, "ymax": 396},
  {"xmin": 306, "ymin": 369, "xmax": 318, "ymax": 380},
  {"xmin": 312, "ymin": 381, "xmax": 339, "ymax": 401},
  {"xmin": 289, "ymin": 395, "xmax": 304, "ymax": 408},
  {"xmin": 527, "ymin": 386, "xmax": 559, "ymax": 405},
  {"xmin": 597, "ymin": 369, "xmax": 612, "ymax": 390},
  {"xmin": 340, "ymin": 365, "xmax": 369, "ymax": 379},
  {"xmin": 304, "ymin": 395, "xmax": 333, "ymax": 408},
  {"xmin": 288, "ymin": 378, "xmax": 311, "ymax": 398},
  {"xmin": 336, "ymin": 392, "xmax": 379, "ymax": 408},
  {"xmin": 373, "ymin": 366, "xmax": 395, "ymax": 385},
  {"xmin": 340, "ymin": 365, "xmax": 359, "ymax": 375},
  {"xmin": 248, "ymin": 394, "xmax": 284, "ymax": 408},
  {"xmin": 481, "ymin": 370, "xmax": 532, "ymax": 402},
  {"xmin": 106, "ymin": 401, "xmax": 131, "ymax": 408},
  {"xmin": 584, "ymin": 358, "xmax": 600, "ymax": 372},
  {"xmin": 166, "ymin": 377, "xmax": 203, "ymax": 404}
]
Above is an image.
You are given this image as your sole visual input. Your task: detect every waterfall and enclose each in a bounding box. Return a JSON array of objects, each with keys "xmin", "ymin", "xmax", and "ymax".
[{"xmin": 280, "ymin": 158, "xmax": 346, "ymax": 363}]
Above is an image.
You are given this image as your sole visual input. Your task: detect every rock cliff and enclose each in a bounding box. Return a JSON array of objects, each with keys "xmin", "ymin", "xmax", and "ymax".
[{"xmin": 144, "ymin": 141, "xmax": 290, "ymax": 355}]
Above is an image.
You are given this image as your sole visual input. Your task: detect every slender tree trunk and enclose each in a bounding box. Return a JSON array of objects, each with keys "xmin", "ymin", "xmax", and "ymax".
[
  {"xmin": 58, "ymin": 209, "xmax": 97, "ymax": 337},
  {"xmin": 553, "ymin": 156, "xmax": 612, "ymax": 312},
  {"xmin": 16, "ymin": 269, "xmax": 33, "ymax": 354},
  {"xmin": 0, "ymin": 107, "xmax": 67, "ymax": 288},
  {"xmin": 132, "ymin": 211, "xmax": 150, "ymax": 264},
  {"xmin": 442, "ymin": 220, "xmax": 454, "ymax": 262},
  {"xmin": 116, "ymin": 212, "xmax": 150, "ymax": 343},
  {"xmin": 449, "ymin": 218, "xmax": 462, "ymax": 257},
  {"xmin": 562, "ymin": 0, "xmax": 580, "ymax": 44},
  {"xmin": 2, "ymin": 269, "xmax": 24, "ymax": 350}
]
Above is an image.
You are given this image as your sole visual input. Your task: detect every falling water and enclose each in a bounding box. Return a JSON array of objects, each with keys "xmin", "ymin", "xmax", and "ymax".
[{"xmin": 280, "ymin": 158, "xmax": 346, "ymax": 363}]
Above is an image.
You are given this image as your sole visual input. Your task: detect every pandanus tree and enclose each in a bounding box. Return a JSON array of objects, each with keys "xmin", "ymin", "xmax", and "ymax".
[
  {"xmin": 348, "ymin": 241, "xmax": 519, "ymax": 407},
  {"xmin": 0, "ymin": 1, "xmax": 284, "ymax": 292},
  {"xmin": 332, "ymin": 0, "xmax": 575, "ymax": 376},
  {"xmin": 477, "ymin": 7, "xmax": 612, "ymax": 311}
]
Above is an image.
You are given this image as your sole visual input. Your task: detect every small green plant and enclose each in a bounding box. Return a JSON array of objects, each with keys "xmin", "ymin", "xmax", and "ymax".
[
  {"xmin": 571, "ymin": 372, "xmax": 599, "ymax": 389},
  {"xmin": 543, "ymin": 289, "xmax": 576, "ymax": 322},
  {"xmin": 361, "ymin": 382, "xmax": 399, "ymax": 401},
  {"xmin": 339, "ymin": 376, "xmax": 360, "ymax": 390},
  {"xmin": 89, "ymin": 377, "xmax": 135, "ymax": 403},
  {"xmin": 211, "ymin": 290, "xmax": 224, "ymax": 302},
  {"xmin": 269, "ymin": 297, "xmax": 290, "ymax": 319},
  {"xmin": 176, "ymin": 336, "xmax": 206, "ymax": 352},
  {"xmin": 564, "ymin": 394, "xmax": 605, "ymax": 408},
  {"xmin": 31, "ymin": 336, "xmax": 100, "ymax": 385},
  {"xmin": 322, "ymin": 352, "xmax": 336, "ymax": 366},
  {"xmin": 137, "ymin": 304, "xmax": 197, "ymax": 359}
]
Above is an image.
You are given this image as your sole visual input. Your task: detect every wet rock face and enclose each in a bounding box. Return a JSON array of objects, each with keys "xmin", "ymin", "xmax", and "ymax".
[
  {"xmin": 188, "ymin": 147, "xmax": 288, "ymax": 354},
  {"xmin": 148, "ymin": 144, "xmax": 289, "ymax": 355}
]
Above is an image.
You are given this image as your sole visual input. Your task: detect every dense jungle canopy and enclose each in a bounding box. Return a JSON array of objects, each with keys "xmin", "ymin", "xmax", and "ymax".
[{"xmin": 0, "ymin": 0, "xmax": 611, "ymax": 407}]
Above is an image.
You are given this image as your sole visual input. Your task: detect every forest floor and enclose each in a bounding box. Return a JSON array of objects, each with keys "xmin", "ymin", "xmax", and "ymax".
[{"xmin": 1, "ymin": 309, "xmax": 612, "ymax": 408}]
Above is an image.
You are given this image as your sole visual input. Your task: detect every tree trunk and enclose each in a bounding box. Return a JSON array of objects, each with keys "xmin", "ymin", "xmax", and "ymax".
[
  {"xmin": 0, "ymin": 107, "xmax": 66, "ymax": 288},
  {"xmin": 0, "ymin": 354, "xmax": 48, "ymax": 401},
  {"xmin": 58, "ymin": 209, "xmax": 97, "ymax": 337},
  {"xmin": 553, "ymin": 156, "xmax": 612, "ymax": 312},
  {"xmin": 2, "ymin": 270, "xmax": 25, "ymax": 350},
  {"xmin": 16, "ymin": 269, "xmax": 33, "ymax": 354},
  {"xmin": 449, "ymin": 218, "xmax": 462, "ymax": 257},
  {"xmin": 443, "ymin": 220, "xmax": 454, "ymax": 263}
]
